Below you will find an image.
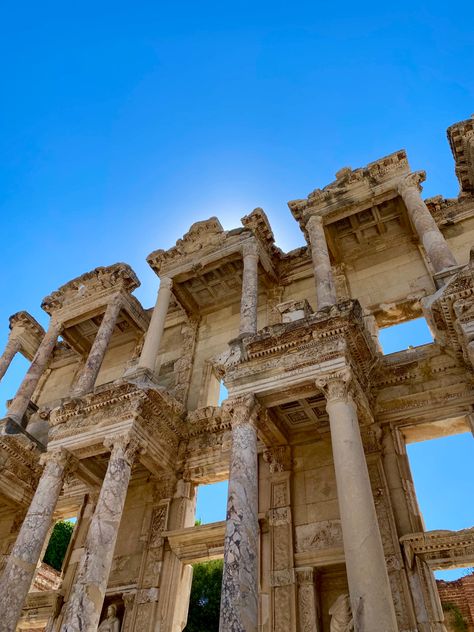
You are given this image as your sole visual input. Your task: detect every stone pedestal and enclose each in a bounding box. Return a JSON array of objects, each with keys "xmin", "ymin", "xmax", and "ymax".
[
  {"xmin": 60, "ymin": 434, "xmax": 142, "ymax": 632},
  {"xmin": 72, "ymin": 295, "xmax": 123, "ymax": 396},
  {"xmin": 5, "ymin": 319, "xmax": 61, "ymax": 427},
  {"xmin": 0, "ymin": 449, "xmax": 75, "ymax": 632},
  {"xmin": 306, "ymin": 215, "xmax": 336, "ymax": 309},
  {"xmin": 317, "ymin": 371, "xmax": 398, "ymax": 632},
  {"xmin": 239, "ymin": 241, "xmax": 259, "ymax": 337},
  {"xmin": 0, "ymin": 335, "xmax": 21, "ymax": 382},
  {"xmin": 398, "ymin": 173, "xmax": 457, "ymax": 273},
  {"xmin": 137, "ymin": 277, "xmax": 173, "ymax": 374},
  {"xmin": 220, "ymin": 395, "xmax": 259, "ymax": 632}
]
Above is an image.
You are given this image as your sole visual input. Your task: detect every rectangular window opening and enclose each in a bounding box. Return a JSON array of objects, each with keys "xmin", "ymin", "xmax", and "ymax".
[
  {"xmin": 184, "ymin": 558, "xmax": 223, "ymax": 632},
  {"xmin": 406, "ymin": 433, "xmax": 474, "ymax": 582},
  {"xmin": 379, "ymin": 317, "xmax": 433, "ymax": 355},
  {"xmin": 195, "ymin": 480, "xmax": 228, "ymax": 526}
]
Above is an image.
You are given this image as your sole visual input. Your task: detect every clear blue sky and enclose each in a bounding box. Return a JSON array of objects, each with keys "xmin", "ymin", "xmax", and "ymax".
[{"xmin": 1, "ymin": 0, "xmax": 473, "ymax": 580}]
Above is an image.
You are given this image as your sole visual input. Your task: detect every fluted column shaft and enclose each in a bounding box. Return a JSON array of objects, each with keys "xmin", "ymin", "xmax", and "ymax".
[
  {"xmin": 220, "ymin": 395, "xmax": 259, "ymax": 632},
  {"xmin": 0, "ymin": 335, "xmax": 21, "ymax": 382},
  {"xmin": 60, "ymin": 434, "xmax": 142, "ymax": 632},
  {"xmin": 73, "ymin": 294, "xmax": 122, "ymax": 396},
  {"xmin": 137, "ymin": 277, "xmax": 173, "ymax": 373},
  {"xmin": 0, "ymin": 449, "xmax": 75, "ymax": 632},
  {"xmin": 318, "ymin": 372, "xmax": 398, "ymax": 632},
  {"xmin": 6, "ymin": 319, "xmax": 61, "ymax": 426},
  {"xmin": 306, "ymin": 215, "xmax": 336, "ymax": 309},
  {"xmin": 398, "ymin": 173, "xmax": 457, "ymax": 273},
  {"xmin": 239, "ymin": 241, "xmax": 259, "ymax": 337}
]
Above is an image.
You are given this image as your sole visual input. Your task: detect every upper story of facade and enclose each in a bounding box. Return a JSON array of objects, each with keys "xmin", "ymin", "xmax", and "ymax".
[{"xmin": 2, "ymin": 113, "xmax": 474, "ymax": 443}]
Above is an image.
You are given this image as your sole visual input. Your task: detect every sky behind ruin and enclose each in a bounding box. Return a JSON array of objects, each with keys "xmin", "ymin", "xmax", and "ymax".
[{"xmin": 1, "ymin": 0, "xmax": 473, "ymax": 579}]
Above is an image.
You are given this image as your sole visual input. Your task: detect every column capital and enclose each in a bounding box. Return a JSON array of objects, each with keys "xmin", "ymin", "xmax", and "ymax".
[
  {"xmin": 316, "ymin": 367, "xmax": 353, "ymax": 404},
  {"xmin": 104, "ymin": 432, "xmax": 145, "ymax": 466},
  {"xmin": 295, "ymin": 566, "xmax": 316, "ymax": 585},
  {"xmin": 39, "ymin": 448, "xmax": 78, "ymax": 473},
  {"xmin": 223, "ymin": 393, "xmax": 260, "ymax": 428},
  {"xmin": 159, "ymin": 276, "xmax": 173, "ymax": 291},
  {"xmin": 242, "ymin": 239, "xmax": 259, "ymax": 259},
  {"xmin": 397, "ymin": 171, "xmax": 426, "ymax": 196},
  {"xmin": 263, "ymin": 445, "xmax": 292, "ymax": 473},
  {"xmin": 305, "ymin": 213, "xmax": 324, "ymax": 230}
]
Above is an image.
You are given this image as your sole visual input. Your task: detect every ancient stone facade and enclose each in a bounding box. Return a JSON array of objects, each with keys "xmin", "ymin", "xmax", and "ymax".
[{"xmin": 1, "ymin": 114, "xmax": 474, "ymax": 631}]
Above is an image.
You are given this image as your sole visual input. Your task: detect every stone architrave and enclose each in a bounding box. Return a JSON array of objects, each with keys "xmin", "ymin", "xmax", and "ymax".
[
  {"xmin": 137, "ymin": 277, "xmax": 173, "ymax": 374},
  {"xmin": 0, "ymin": 449, "xmax": 76, "ymax": 632},
  {"xmin": 60, "ymin": 434, "xmax": 143, "ymax": 632},
  {"xmin": 0, "ymin": 334, "xmax": 21, "ymax": 383},
  {"xmin": 5, "ymin": 318, "xmax": 62, "ymax": 427},
  {"xmin": 219, "ymin": 395, "xmax": 259, "ymax": 632},
  {"xmin": 305, "ymin": 215, "xmax": 336, "ymax": 309},
  {"xmin": 72, "ymin": 294, "xmax": 123, "ymax": 396},
  {"xmin": 397, "ymin": 172, "xmax": 457, "ymax": 273},
  {"xmin": 239, "ymin": 241, "xmax": 259, "ymax": 337},
  {"xmin": 316, "ymin": 370, "xmax": 398, "ymax": 632}
]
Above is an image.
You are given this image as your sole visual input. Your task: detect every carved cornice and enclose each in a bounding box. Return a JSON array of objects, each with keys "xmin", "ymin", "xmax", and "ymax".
[
  {"xmin": 240, "ymin": 207, "xmax": 283, "ymax": 262},
  {"xmin": 146, "ymin": 217, "xmax": 226, "ymax": 276},
  {"xmin": 8, "ymin": 311, "xmax": 45, "ymax": 361},
  {"xmin": 288, "ymin": 150, "xmax": 409, "ymax": 232},
  {"xmin": 49, "ymin": 382, "xmax": 185, "ymax": 449},
  {"xmin": 447, "ymin": 113, "xmax": 474, "ymax": 194},
  {"xmin": 186, "ymin": 406, "xmax": 230, "ymax": 437},
  {"xmin": 401, "ymin": 527, "xmax": 474, "ymax": 570},
  {"xmin": 41, "ymin": 263, "xmax": 140, "ymax": 316}
]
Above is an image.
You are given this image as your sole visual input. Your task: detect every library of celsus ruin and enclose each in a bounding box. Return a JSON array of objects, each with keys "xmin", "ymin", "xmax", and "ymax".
[{"xmin": 1, "ymin": 113, "xmax": 474, "ymax": 632}]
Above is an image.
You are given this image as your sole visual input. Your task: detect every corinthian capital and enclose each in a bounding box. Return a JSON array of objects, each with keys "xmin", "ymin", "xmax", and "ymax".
[
  {"xmin": 159, "ymin": 276, "xmax": 173, "ymax": 291},
  {"xmin": 242, "ymin": 239, "xmax": 259, "ymax": 259},
  {"xmin": 39, "ymin": 448, "xmax": 78, "ymax": 474},
  {"xmin": 397, "ymin": 171, "xmax": 426, "ymax": 196},
  {"xmin": 104, "ymin": 432, "xmax": 145, "ymax": 466},
  {"xmin": 223, "ymin": 393, "xmax": 260, "ymax": 428},
  {"xmin": 315, "ymin": 367, "xmax": 353, "ymax": 403}
]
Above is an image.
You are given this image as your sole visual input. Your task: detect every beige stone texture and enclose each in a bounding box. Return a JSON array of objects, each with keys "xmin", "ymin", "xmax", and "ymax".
[{"xmin": 1, "ymin": 116, "xmax": 474, "ymax": 631}]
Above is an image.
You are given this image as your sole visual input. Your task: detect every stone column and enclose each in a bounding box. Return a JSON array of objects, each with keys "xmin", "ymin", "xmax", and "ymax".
[
  {"xmin": 137, "ymin": 277, "xmax": 173, "ymax": 374},
  {"xmin": 295, "ymin": 568, "xmax": 321, "ymax": 632},
  {"xmin": 5, "ymin": 318, "xmax": 62, "ymax": 427},
  {"xmin": 72, "ymin": 294, "xmax": 123, "ymax": 396},
  {"xmin": 60, "ymin": 434, "xmax": 142, "ymax": 632},
  {"xmin": 398, "ymin": 172, "xmax": 457, "ymax": 273},
  {"xmin": 0, "ymin": 449, "xmax": 75, "ymax": 632},
  {"xmin": 317, "ymin": 371, "xmax": 398, "ymax": 632},
  {"xmin": 306, "ymin": 215, "xmax": 336, "ymax": 309},
  {"xmin": 0, "ymin": 334, "xmax": 21, "ymax": 382},
  {"xmin": 220, "ymin": 395, "xmax": 259, "ymax": 632},
  {"xmin": 240, "ymin": 241, "xmax": 259, "ymax": 337}
]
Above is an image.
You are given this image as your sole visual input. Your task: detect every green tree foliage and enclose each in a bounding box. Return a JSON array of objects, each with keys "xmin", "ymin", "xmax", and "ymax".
[
  {"xmin": 442, "ymin": 602, "xmax": 467, "ymax": 632},
  {"xmin": 184, "ymin": 560, "xmax": 223, "ymax": 632},
  {"xmin": 43, "ymin": 520, "xmax": 75, "ymax": 571}
]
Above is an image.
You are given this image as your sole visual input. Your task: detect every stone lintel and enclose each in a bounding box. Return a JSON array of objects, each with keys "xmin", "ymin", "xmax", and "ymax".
[{"xmin": 164, "ymin": 520, "xmax": 226, "ymax": 564}]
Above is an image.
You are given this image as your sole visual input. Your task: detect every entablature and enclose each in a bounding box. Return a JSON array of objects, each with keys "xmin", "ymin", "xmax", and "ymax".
[
  {"xmin": 448, "ymin": 113, "xmax": 474, "ymax": 195},
  {"xmin": 8, "ymin": 311, "xmax": 45, "ymax": 361},
  {"xmin": 401, "ymin": 527, "xmax": 474, "ymax": 571}
]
